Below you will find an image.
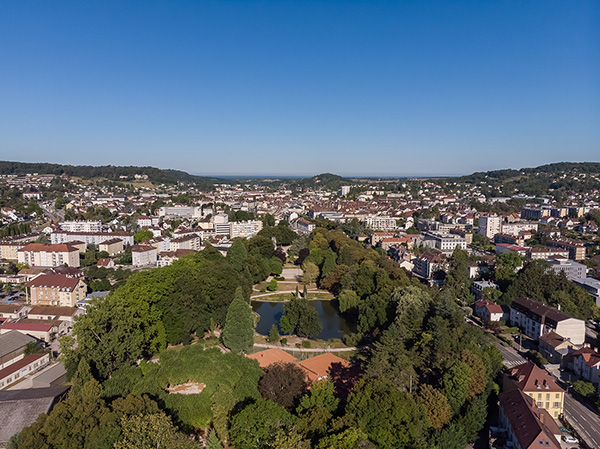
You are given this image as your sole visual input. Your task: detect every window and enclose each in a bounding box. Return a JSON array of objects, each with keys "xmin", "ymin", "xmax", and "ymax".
[
  {"xmin": 537, "ymin": 401, "xmax": 543, "ymax": 407},
  {"xmin": 555, "ymin": 393, "xmax": 560, "ymax": 398},
  {"xmin": 554, "ymin": 402, "xmax": 560, "ymax": 408}
]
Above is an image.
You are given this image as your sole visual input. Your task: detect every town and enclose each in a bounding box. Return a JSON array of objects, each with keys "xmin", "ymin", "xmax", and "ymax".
[{"xmin": 0, "ymin": 161, "xmax": 599, "ymax": 448}]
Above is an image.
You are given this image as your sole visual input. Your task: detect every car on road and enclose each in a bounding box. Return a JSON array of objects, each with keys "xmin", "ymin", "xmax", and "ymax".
[{"xmin": 562, "ymin": 435, "xmax": 578, "ymax": 444}]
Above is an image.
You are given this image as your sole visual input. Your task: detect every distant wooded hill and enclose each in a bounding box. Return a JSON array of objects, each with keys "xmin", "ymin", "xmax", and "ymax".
[{"xmin": 0, "ymin": 161, "xmax": 223, "ymax": 187}]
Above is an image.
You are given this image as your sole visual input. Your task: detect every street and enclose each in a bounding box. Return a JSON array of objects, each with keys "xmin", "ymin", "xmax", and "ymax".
[{"xmin": 564, "ymin": 393, "xmax": 600, "ymax": 449}]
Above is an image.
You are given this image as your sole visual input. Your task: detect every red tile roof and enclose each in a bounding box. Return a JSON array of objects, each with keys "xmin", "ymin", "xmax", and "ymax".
[
  {"xmin": 26, "ymin": 274, "xmax": 81, "ymax": 291},
  {"xmin": 247, "ymin": 348, "xmax": 298, "ymax": 368},
  {"xmin": 507, "ymin": 361, "xmax": 564, "ymax": 393},
  {"xmin": 297, "ymin": 353, "xmax": 350, "ymax": 383},
  {"xmin": 18, "ymin": 243, "xmax": 78, "ymax": 253}
]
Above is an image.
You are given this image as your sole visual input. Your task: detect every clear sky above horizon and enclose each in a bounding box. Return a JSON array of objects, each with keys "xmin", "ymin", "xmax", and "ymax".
[{"xmin": 1, "ymin": 1, "xmax": 598, "ymax": 177}]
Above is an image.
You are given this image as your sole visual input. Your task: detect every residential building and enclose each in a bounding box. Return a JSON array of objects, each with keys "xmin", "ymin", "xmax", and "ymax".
[
  {"xmin": 18, "ymin": 243, "xmax": 80, "ymax": 268},
  {"xmin": 547, "ymin": 259, "xmax": 586, "ymax": 280},
  {"xmin": 494, "ymin": 233, "xmax": 524, "ymax": 247},
  {"xmin": 51, "ymin": 230, "xmax": 134, "ymax": 247},
  {"xmin": 0, "ymin": 352, "xmax": 50, "ymax": 390},
  {"xmin": 521, "ymin": 206, "xmax": 551, "ymax": 220},
  {"xmin": 59, "ymin": 220, "xmax": 102, "ymax": 233},
  {"xmin": 131, "ymin": 244, "xmax": 158, "ymax": 266},
  {"xmin": 291, "ymin": 218, "xmax": 316, "ymax": 235},
  {"xmin": 495, "ymin": 243, "xmax": 528, "ymax": 257},
  {"xmin": 136, "ymin": 215, "xmax": 160, "ymax": 227},
  {"xmin": 98, "ymin": 238, "xmax": 124, "ymax": 256},
  {"xmin": 26, "ymin": 274, "xmax": 87, "ymax": 307},
  {"xmin": 97, "ymin": 258, "xmax": 115, "ymax": 268},
  {"xmin": 157, "ymin": 249, "xmax": 196, "ymax": 267},
  {"xmin": 422, "ymin": 231, "xmax": 466, "ymax": 255},
  {"xmin": 478, "ymin": 215, "xmax": 502, "ymax": 239},
  {"xmin": 364, "ymin": 215, "xmax": 398, "ymax": 231},
  {"xmin": 230, "ymin": 220, "xmax": 263, "ymax": 238},
  {"xmin": 538, "ymin": 331, "xmax": 577, "ymax": 367},
  {"xmin": 509, "ymin": 297, "xmax": 585, "ymax": 345},
  {"xmin": 572, "ymin": 347, "xmax": 600, "ymax": 389},
  {"xmin": 501, "ymin": 221, "xmax": 538, "ymax": 236},
  {"xmin": 0, "ymin": 241, "xmax": 25, "ymax": 260},
  {"xmin": 573, "ymin": 277, "xmax": 600, "ymax": 306},
  {"xmin": 413, "ymin": 252, "xmax": 442, "ymax": 279},
  {"xmin": 473, "ymin": 298, "xmax": 508, "ymax": 322},
  {"xmin": 213, "ymin": 214, "xmax": 230, "ymax": 236},
  {"xmin": 0, "ymin": 304, "xmax": 30, "ymax": 323},
  {"xmin": 503, "ymin": 361, "xmax": 565, "ymax": 418},
  {"xmin": 27, "ymin": 306, "xmax": 82, "ymax": 330},
  {"xmin": 0, "ymin": 331, "xmax": 36, "ymax": 370},
  {"xmin": 0, "ymin": 319, "xmax": 64, "ymax": 342},
  {"xmin": 527, "ymin": 248, "xmax": 569, "ymax": 260},
  {"xmin": 498, "ymin": 389, "xmax": 561, "ymax": 449},
  {"xmin": 471, "ymin": 280, "xmax": 499, "ymax": 300},
  {"xmin": 169, "ymin": 233, "xmax": 201, "ymax": 252},
  {"xmin": 158, "ymin": 206, "xmax": 203, "ymax": 219},
  {"xmin": 547, "ymin": 239, "xmax": 585, "ymax": 260}
]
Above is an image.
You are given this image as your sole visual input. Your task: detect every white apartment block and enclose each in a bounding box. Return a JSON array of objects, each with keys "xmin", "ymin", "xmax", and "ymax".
[
  {"xmin": 478, "ymin": 215, "xmax": 502, "ymax": 239},
  {"xmin": 59, "ymin": 221, "xmax": 102, "ymax": 233},
  {"xmin": 51, "ymin": 231, "xmax": 134, "ymax": 247},
  {"xmin": 364, "ymin": 215, "xmax": 398, "ymax": 231},
  {"xmin": 509, "ymin": 297, "xmax": 585, "ymax": 345},
  {"xmin": 213, "ymin": 214, "xmax": 231, "ymax": 236},
  {"xmin": 137, "ymin": 216, "xmax": 160, "ymax": 227},
  {"xmin": 18, "ymin": 243, "xmax": 80, "ymax": 268},
  {"xmin": 158, "ymin": 206, "xmax": 203, "ymax": 219},
  {"xmin": 548, "ymin": 259, "xmax": 586, "ymax": 280},
  {"xmin": 170, "ymin": 234, "xmax": 201, "ymax": 251},
  {"xmin": 131, "ymin": 245, "xmax": 158, "ymax": 267},
  {"xmin": 501, "ymin": 221, "xmax": 539, "ymax": 236},
  {"xmin": 230, "ymin": 220, "xmax": 263, "ymax": 238},
  {"xmin": 422, "ymin": 231, "xmax": 467, "ymax": 255}
]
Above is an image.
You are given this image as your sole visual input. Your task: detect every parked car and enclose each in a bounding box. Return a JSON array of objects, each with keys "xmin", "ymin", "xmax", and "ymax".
[{"xmin": 562, "ymin": 435, "xmax": 578, "ymax": 444}]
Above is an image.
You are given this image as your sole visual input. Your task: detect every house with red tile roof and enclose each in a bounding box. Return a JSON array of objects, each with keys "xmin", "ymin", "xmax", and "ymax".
[
  {"xmin": 17, "ymin": 243, "xmax": 80, "ymax": 268},
  {"xmin": 26, "ymin": 274, "xmax": 87, "ymax": 307},
  {"xmin": 247, "ymin": 348, "xmax": 298, "ymax": 369},
  {"xmin": 503, "ymin": 361, "xmax": 565, "ymax": 419},
  {"xmin": 297, "ymin": 353, "xmax": 349, "ymax": 383},
  {"xmin": 499, "ymin": 389, "xmax": 561, "ymax": 449},
  {"xmin": 572, "ymin": 347, "xmax": 600, "ymax": 390}
]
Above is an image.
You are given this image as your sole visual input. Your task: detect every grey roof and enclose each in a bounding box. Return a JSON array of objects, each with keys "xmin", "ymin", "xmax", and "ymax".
[
  {"xmin": 0, "ymin": 330, "xmax": 36, "ymax": 359},
  {"xmin": 0, "ymin": 385, "xmax": 70, "ymax": 444}
]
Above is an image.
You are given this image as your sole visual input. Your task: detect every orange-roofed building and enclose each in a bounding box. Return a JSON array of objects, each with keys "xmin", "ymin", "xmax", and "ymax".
[
  {"xmin": 297, "ymin": 353, "xmax": 349, "ymax": 383},
  {"xmin": 503, "ymin": 361, "xmax": 564, "ymax": 419},
  {"xmin": 17, "ymin": 243, "xmax": 80, "ymax": 268},
  {"xmin": 247, "ymin": 348, "xmax": 298, "ymax": 368}
]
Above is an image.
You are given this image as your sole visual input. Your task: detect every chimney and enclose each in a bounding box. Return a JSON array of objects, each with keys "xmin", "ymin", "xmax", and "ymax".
[{"xmin": 539, "ymin": 412, "xmax": 544, "ymax": 423}]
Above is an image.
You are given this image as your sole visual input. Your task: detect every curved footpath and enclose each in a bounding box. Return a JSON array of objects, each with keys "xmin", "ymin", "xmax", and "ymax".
[
  {"xmin": 251, "ymin": 289, "xmax": 327, "ymax": 299},
  {"xmin": 254, "ymin": 343, "xmax": 357, "ymax": 352}
]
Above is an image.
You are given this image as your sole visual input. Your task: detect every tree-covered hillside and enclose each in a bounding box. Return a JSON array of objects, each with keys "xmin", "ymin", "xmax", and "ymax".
[{"xmin": 0, "ymin": 161, "xmax": 222, "ymax": 187}]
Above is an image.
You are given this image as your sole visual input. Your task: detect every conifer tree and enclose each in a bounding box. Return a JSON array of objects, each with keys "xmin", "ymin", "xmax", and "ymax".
[{"xmin": 222, "ymin": 287, "xmax": 254, "ymax": 353}]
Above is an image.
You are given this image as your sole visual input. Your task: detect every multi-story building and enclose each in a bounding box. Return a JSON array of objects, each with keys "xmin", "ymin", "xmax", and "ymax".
[
  {"xmin": 412, "ymin": 252, "xmax": 442, "ymax": 279},
  {"xmin": 230, "ymin": 220, "xmax": 263, "ymax": 238},
  {"xmin": 51, "ymin": 231, "xmax": 134, "ymax": 247},
  {"xmin": 520, "ymin": 206, "xmax": 551, "ymax": 220},
  {"xmin": 26, "ymin": 274, "xmax": 87, "ymax": 307},
  {"xmin": 547, "ymin": 259, "xmax": 586, "ymax": 280},
  {"xmin": 571, "ymin": 347, "xmax": 600, "ymax": 390},
  {"xmin": 131, "ymin": 244, "xmax": 158, "ymax": 267},
  {"xmin": 573, "ymin": 277, "xmax": 600, "ymax": 306},
  {"xmin": 59, "ymin": 221, "xmax": 102, "ymax": 233},
  {"xmin": 291, "ymin": 218, "xmax": 316, "ymax": 235},
  {"xmin": 495, "ymin": 243, "xmax": 528, "ymax": 257},
  {"xmin": 527, "ymin": 248, "xmax": 569, "ymax": 260},
  {"xmin": 503, "ymin": 361, "xmax": 565, "ymax": 419},
  {"xmin": 364, "ymin": 215, "xmax": 398, "ymax": 231},
  {"xmin": 471, "ymin": 281, "xmax": 499, "ymax": 301},
  {"xmin": 0, "ymin": 241, "xmax": 25, "ymax": 261},
  {"xmin": 547, "ymin": 239, "xmax": 585, "ymax": 260},
  {"xmin": 498, "ymin": 389, "xmax": 561, "ymax": 449},
  {"xmin": 509, "ymin": 297, "xmax": 585, "ymax": 345},
  {"xmin": 213, "ymin": 214, "xmax": 230, "ymax": 236},
  {"xmin": 494, "ymin": 233, "xmax": 524, "ymax": 247},
  {"xmin": 501, "ymin": 221, "xmax": 538, "ymax": 236},
  {"xmin": 539, "ymin": 331, "xmax": 577, "ymax": 367},
  {"xmin": 136, "ymin": 216, "xmax": 160, "ymax": 228},
  {"xmin": 18, "ymin": 243, "xmax": 80, "ymax": 268},
  {"xmin": 158, "ymin": 206, "xmax": 203, "ymax": 219},
  {"xmin": 98, "ymin": 238, "xmax": 125, "ymax": 256},
  {"xmin": 422, "ymin": 231, "xmax": 466, "ymax": 255},
  {"xmin": 169, "ymin": 234, "xmax": 201, "ymax": 252},
  {"xmin": 478, "ymin": 215, "xmax": 502, "ymax": 239}
]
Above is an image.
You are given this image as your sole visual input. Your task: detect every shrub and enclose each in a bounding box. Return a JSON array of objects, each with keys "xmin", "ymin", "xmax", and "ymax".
[{"xmin": 301, "ymin": 340, "xmax": 311, "ymax": 348}]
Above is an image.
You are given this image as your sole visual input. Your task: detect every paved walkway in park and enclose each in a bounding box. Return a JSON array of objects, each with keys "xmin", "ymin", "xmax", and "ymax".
[
  {"xmin": 253, "ymin": 343, "xmax": 357, "ymax": 352},
  {"xmin": 251, "ymin": 289, "xmax": 327, "ymax": 299}
]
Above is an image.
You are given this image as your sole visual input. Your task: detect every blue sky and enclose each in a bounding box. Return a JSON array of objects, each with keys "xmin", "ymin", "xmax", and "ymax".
[{"xmin": 0, "ymin": 1, "xmax": 598, "ymax": 176}]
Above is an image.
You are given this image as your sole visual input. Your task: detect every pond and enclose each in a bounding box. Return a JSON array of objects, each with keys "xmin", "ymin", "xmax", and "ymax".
[{"xmin": 252, "ymin": 300, "xmax": 354, "ymax": 340}]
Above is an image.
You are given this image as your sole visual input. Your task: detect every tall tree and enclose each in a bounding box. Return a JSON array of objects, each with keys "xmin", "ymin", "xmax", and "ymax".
[{"xmin": 222, "ymin": 287, "xmax": 254, "ymax": 353}]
